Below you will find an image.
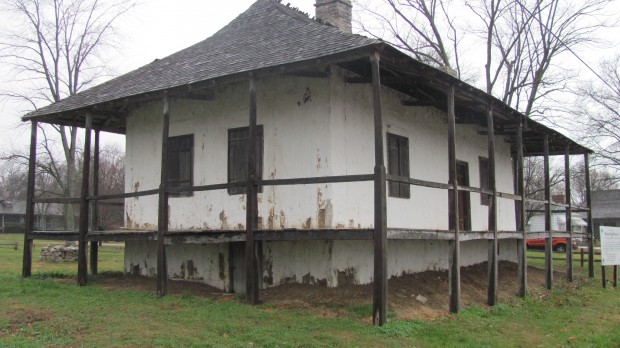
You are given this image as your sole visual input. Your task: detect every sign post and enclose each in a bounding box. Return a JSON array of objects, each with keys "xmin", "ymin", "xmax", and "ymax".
[{"xmin": 600, "ymin": 226, "xmax": 620, "ymax": 288}]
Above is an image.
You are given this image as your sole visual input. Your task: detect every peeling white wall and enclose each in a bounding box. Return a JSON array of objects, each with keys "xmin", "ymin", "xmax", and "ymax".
[
  {"xmin": 124, "ymin": 66, "xmax": 520, "ymax": 289},
  {"xmin": 124, "ymin": 238, "xmax": 519, "ymax": 291},
  {"xmin": 125, "ymin": 68, "xmax": 517, "ymax": 231}
]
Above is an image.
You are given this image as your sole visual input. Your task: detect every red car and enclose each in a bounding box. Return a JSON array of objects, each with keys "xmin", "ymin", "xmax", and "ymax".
[{"xmin": 526, "ymin": 237, "xmax": 577, "ymax": 253}]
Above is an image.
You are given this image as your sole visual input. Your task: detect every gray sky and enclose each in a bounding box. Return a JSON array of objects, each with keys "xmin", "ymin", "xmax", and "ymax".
[
  {"xmin": 0, "ymin": 0, "xmax": 617, "ymax": 153},
  {"xmin": 0, "ymin": 0, "xmax": 316, "ymax": 151}
]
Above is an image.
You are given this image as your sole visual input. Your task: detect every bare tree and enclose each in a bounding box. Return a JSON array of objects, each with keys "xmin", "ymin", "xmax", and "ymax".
[
  {"xmin": 523, "ymin": 156, "xmax": 563, "ymax": 224},
  {"xmin": 578, "ymin": 55, "xmax": 620, "ymax": 172},
  {"xmin": 0, "ymin": 0, "xmax": 134, "ymax": 229},
  {"xmin": 96, "ymin": 144, "xmax": 124, "ymax": 230},
  {"xmin": 355, "ymin": 0, "xmax": 613, "ymax": 120},
  {"xmin": 355, "ymin": 0, "xmax": 463, "ymax": 76}
]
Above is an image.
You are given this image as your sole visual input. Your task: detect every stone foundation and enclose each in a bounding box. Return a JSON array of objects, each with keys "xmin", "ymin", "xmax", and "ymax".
[{"xmin": 40, "ymin": 245, "xmax": 78, "ymax": 262}]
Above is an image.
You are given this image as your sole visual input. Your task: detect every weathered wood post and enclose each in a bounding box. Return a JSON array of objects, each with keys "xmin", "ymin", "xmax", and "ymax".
[
  {"xmin": 584, "ymin": 153, "xmax": 594, "ymax": 278},
  {"xmin": 565, "ymin": 146, "xmax": 573, "ymax": 282},
  {"xmin": 516, "ymin": 119, "xmax": 527, "ymax": 297},
  {"xmin": 246, "ymin": 73, "xmax": 260, "ymax": 305},
  {"xmin": 90, "ymin": 130, "xmax": 100, "ymax": 275},
  {"xmin": 157, "ymin": 95, "xmax": 171, "ymax": 297},
  {"xmin": 78, "ymin": 113, "xmax": 93, "ymax": 286},
  {"xmin": 371, "ymin": 49, "xmax": 388, "ymax": 326},
  {"xmin": 543, "ymin": 135, "xmax": 552, "ymax": 289},
  {"xmin": 447, "ymin": 84, "xmax": 460, "ymax": 313},
  {"xmin": 22, "ymin": 120, "xmax": 38, "ymax": 278},
  {"xmin": 487, "ymin": 105, "xmax": 498, "ymax": 306}
]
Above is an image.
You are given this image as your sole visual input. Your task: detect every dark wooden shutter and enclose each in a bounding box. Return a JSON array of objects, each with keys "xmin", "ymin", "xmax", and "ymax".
[
  {"xmin": 228, "ymin": 126, "xmax": 263, "ymax": 195},
  {"xmin": 399, "ymin": 136, "xmax": 410, "ymax": 198},
  {"xmin": 388, "ymin": 134, "xmax": 400, "ymax": 196},
  {"xmin": 167, "ymin": 134, "xmax": 193, "ymax": 196}
]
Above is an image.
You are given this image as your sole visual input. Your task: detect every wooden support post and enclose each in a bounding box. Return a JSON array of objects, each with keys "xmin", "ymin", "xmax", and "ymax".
[
  {"xmin": 543, "ymin": 135, "xmax": 552, "ymax": 289},
  {"xmin": 602, "ymin": 266, "xmax": 606, "ymax": 288},
  {"xmin": 371, "ymin": 50, "xmax": 388, "ymax": 326},
  {"xmin": 486, "ymin": 105, "xmax": 498, "ymax": 306},
  {"xmin": 90, "ymin": 130, "xmax": 100, "ymax": 275},
  {"xmin": 565, "ymin": 146, "xmax": 573, "ymax": 282},
  {"xmin": 581, "ymin": 248, "xmax": 584, "ymax": 268},
  {"xmin": 78, "ymin": 114, "xmax": 92, "ymax": 286},
  {"xmin": 22, "ymin": 121, "xmax": 38, "ymax": 278},
  {"xmin": 157, "ymin": 95, "xmax": 170, "ymax": 297},
  {"xmin": 614, "ymin": 266, "xmax": 617, "ymax": 288},
  {"xmin": 516, "ymin": 119, "xmax": 527, "ymax": 297},
  {"xmin": 246, "ymin": 73, "xmax": 260, "ymax": 305},
  {"xmin": 584, "ymin": 153, "xmax": 595, "ymax": 278},
  {"xmin": 447, "ymin": 84, "xmax": 460, "ymax": 313}
]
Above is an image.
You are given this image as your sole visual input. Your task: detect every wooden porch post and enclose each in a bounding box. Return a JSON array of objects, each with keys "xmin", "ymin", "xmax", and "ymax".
[
  {"xmin": 516, "ymin": 119, "xmax": 527, "ymax": 297},
  {"xmin": 371, "ymin": 49, "xmax": 388, "ymax": 326},
  {"xmin": 486, "ymin": 105, "xmax": 498, "ymax": 306},
  {"xmin": 90, "ymin": 130, "xmax": 100, "ymax": 275},
  {"xmin": 22, "ymin": 120, "xmax": 38, "ymax": 278},
  {"xmin": 246, "ymin": 73, "xmax": 260, "ymax": 305},
  {"xmin": 565, "ymin": 146, "xmax": 573, "ymax": 281},
  {"xmin": 448, "ymin": 84, "xmax": 460, "ymax": 313},
  {"xmin": 157, "ymin": 95, "xmax": 170, "ymax": 297},
  {"xmin": 543, "ymin": 135, "xmax": 553, "ymax": 289},
  {"xmin": 78, "ymin": 113, "xmax": 92, "ymax": 286},
  {"xmin": 584, "ymin": 153, "xmax": 595, "ymax": 278}
]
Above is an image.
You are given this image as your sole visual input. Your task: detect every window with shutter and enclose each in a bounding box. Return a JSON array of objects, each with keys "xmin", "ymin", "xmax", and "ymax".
[
  {"xmin": 167, "ymin": 134, "xmax": 193, "ymax": 196},
  {"xmin": 228, "ymin": 126, "xmax": 264, "ymax": 195},
  {"xmin": 387, "ymin": 133, "xmax": 410, "ymax": 198},
  {"xmin": 479, "ymin": 156, "xmax": 489, "ymax": 206}
]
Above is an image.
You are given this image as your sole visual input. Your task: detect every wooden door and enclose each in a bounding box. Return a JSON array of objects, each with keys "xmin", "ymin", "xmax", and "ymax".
[{"xmin": 457, "ymin": 161, "xmax": 471, "ymax": 231}]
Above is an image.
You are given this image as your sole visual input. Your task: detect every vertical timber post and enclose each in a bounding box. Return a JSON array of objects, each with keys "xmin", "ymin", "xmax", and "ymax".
[
  {"xmin": 246, "ymin": 73, "xmax": 260, "ymax": 305},
  {"xmin": 487, "ymin": 105, "xmax": 498, "ymax": 306},
  {"xmin": 22, "ymin": 121, "xmax": 38, "ymax": 278},
  {"xmin": 157, "ymin": 95, "xmax": 170, "ymax": 297},
  {"xmin": 371, "ymin": 49, "xmax": 388, "ymax": 326},
  {"xmin": 516, "ymin": 119, "xmax": 527, "ymax": 297},
  {"xmin": 78, "ymin": 113, "xmax": 92, "ymax": 286},
  {"xmin": 584, "ymin": 153, "xmax": 594, "ymax": 278},
  {"xmin": 565, "ymin": 146, "xmax": 573, "ymax": 282},
  {"xmin": 543, "ymin": 135, "xmax": 552, "ymax": 290},
  {"xmin": 448, "ymin": 84, "xmax": 460, "ymax": 313},
  {"xmin": 90, "ymin": 130, "xmax": 100, "ymax": 275}
]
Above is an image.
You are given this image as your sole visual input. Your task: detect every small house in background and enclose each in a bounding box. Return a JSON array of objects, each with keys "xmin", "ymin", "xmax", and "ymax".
[
  {"xmin": 526, "ymin": 194, "xmax": 587, "ymax": 235},
  {"xmin": 0, "ymin": 199, "xmax": 64, "ymax": 233},
  {"xmin": 19, "ymin": 0, "xmax": 595, "ymax": 323},
  {"xmin": 592, "ymin": 190, "xmax": 620, "ymax": 239}
]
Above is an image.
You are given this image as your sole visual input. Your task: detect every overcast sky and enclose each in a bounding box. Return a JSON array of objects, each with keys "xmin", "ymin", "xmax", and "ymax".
[
  {"xmin": 0, "ymin": 0, "xmax": 316, "ymax": 151},
  {"xmin": 0, "ymin": 0, "xmax": 618, "ymax": 153}
]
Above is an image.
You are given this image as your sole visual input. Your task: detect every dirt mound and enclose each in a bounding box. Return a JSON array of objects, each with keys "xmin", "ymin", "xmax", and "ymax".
[
  {"xmin": 262, "ymin": 261, "xmax": 551, "ymax": 320},
  {"xmin": 54, "ymin": 262, "xmax": 558, "ymax": 321}
]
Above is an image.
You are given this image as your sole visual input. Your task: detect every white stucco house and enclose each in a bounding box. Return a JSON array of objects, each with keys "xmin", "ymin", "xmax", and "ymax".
[{"xmin": 21, "ymin": 0, "xmax": 592, "ymax": 320}]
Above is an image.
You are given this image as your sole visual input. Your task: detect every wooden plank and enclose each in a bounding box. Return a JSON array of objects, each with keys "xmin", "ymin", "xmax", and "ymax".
[
  {"xmin": 386, "ymin": 174, "xmax": 452, "ymax": 190},
  {"xmin": 260, "ymin": 174, "xmax": 375, "ymax": 186},
  {"xmin": 90, "ymin": 130, "xmax": 100, "ymax": 276},
  {"xmin": 447, "ymin": 84, "xmax": 461, "ymax": 313},
  {"xmin": 33, "ymin": 197, "xmax": 81, "ymax": 204},
  {"xmin": 371, "ymin": 50, "xmax": 388, "ymax": 326},
  {"xmin": 246, "ymin": 73, "xmax": 260, "ymax": 305},
  {"xmin": 585, "ymin": 153, "xmax": 595, "ymax": 278},
  {"xmin": 565, "ymin": 147, "xmax": 573, "ymax": 282},
  {"xmin": 487, "ymin": 105, "xmax": 498, "ymax": 306},
  {"xmin": 517, "ymin": 119, "xmax": 527, "ymax": 297},
  {"xmin": 22, "ymin": 121, "xmax": 37, "ymax": 278},
  {"xmin": 77, "ymin": 113, "xmax": 92, "ymax": 286},
  {"xmin": 256, "ymin": 229, "xmax": 374, "ymax": 241},
  {"xmin": 544, "ymin": 135, "xmax": 553, "ymax": 290},
  {"xmin": 157, "ymin": 95, "xmax": 170, "ymax": 297},
  {"xmin": 89, "ymin": 189, "xmax": 159, "ymax": 201}
]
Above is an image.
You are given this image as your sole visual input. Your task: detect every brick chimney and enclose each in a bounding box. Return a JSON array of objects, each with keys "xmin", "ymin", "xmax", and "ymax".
[
  {"xmin": 315, "ymin": 0, "xmax": 352, "ymax": 33},
  {"xmin": 552, "ymin": 194, "xmax": 566, "ymax": 204}
]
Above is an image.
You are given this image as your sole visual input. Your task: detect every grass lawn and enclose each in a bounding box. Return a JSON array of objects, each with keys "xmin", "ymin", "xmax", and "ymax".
[{"xmin": 1, "ymin": 233, "xmax": 619, "ymax": 347}]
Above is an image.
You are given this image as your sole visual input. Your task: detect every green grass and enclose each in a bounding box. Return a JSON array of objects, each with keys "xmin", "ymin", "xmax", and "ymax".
[{"xmin": 1, "ymin": 233, "xmax": 620, "ymax": 347}]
